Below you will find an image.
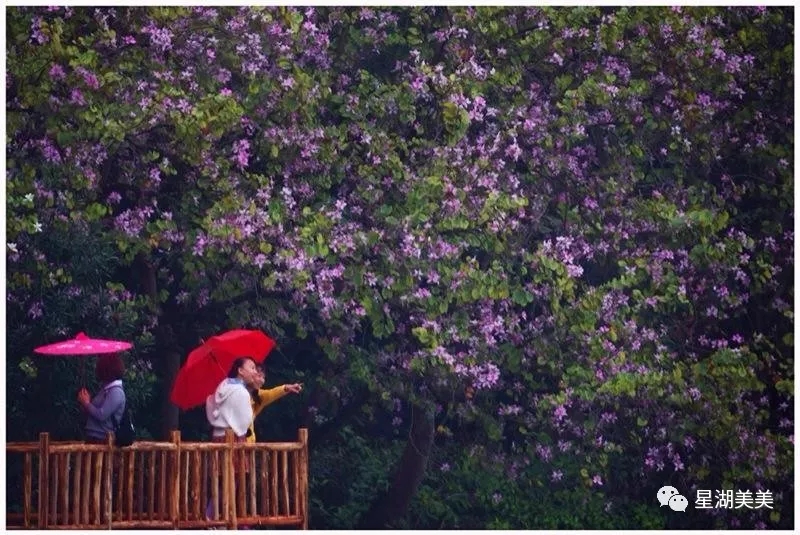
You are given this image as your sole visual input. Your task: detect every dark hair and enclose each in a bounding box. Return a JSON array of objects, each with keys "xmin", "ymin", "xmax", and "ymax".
[
  {"xmin": 227, "ymin": 357, "xmax": 254, "ymax": 379},
  {"xmin": 95, "ymin": 353, "xmax": 125, "ymax": 384}
]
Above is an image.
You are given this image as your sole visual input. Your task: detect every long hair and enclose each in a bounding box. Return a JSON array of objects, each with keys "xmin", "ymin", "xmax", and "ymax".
[{"xmin": 96, "ymin": 353, "xmax": 125, "ymax": 384}]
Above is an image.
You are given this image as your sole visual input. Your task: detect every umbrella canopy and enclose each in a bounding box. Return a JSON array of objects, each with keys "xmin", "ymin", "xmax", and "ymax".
[
  {"xmin": 34, "ymin": 332, "xmax": 133, "ymax": 356},
  {"xmin": 170, "ymin": 329, "xmax": 276, "ymax": 410}
]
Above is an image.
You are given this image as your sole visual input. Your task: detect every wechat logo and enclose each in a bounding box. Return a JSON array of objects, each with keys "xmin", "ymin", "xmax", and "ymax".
[{"xmin": 657, "ymin": 485, "xmax": 688, "ymax": 512}]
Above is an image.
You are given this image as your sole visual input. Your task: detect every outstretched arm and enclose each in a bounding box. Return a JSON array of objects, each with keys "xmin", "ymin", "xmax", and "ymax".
[{"xmin": 254, "ymin": 384, "xmax": 303, "ymax": 416}]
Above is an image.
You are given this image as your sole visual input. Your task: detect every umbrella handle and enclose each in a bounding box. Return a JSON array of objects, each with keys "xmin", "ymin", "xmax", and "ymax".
[{"xmin": 210, "ymin": 351, "xmax": 227, "ymax": 376}]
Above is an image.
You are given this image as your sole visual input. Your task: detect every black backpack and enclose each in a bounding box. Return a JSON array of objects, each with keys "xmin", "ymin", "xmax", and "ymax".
[{"xmin": 112, "ymin": 387, "xmax": 135, "ymax": 447}]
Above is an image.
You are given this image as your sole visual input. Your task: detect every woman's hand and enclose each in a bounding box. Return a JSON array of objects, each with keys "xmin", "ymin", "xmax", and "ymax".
[
  {"xmin": 77, "ymin": 388, "xmax": 91, "ymax": 408},
  {"xmin": 283, "ymin": 383, "xmax": 303, "ymax": 395}
]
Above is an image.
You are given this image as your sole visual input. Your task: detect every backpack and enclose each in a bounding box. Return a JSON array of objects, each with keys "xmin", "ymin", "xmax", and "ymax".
[{"xmin": 111, "ymin": 386, "xmax": 135, "ymax": 447}]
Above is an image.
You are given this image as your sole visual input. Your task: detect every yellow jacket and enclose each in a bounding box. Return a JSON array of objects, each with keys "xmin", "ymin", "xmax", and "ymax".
[{"xmin": 246, "ymin": 386, "xmax": 289, "ymax": 443}]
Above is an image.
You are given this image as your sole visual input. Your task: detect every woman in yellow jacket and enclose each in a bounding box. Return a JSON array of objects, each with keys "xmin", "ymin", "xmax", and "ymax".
[{"xmin": 247, "ymin": 367, "xmax": 303, "ymax": 442}]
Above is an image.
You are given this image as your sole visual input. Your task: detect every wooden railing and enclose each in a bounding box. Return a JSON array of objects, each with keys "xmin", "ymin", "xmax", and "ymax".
[{"xmin": 6, "ymin": 429, "xmax": 309, "ymax": 530}]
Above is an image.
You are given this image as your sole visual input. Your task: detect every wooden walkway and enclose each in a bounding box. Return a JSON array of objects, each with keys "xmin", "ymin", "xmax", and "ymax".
[{"xmin": 6, "ymin": 429, "xmax": 309, "ymax": 530}]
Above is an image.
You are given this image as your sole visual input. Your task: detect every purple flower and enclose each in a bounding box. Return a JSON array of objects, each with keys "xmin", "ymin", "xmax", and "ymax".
[
  {"xmin": 536, "ymin": 444, "xmax": 553, "ymax": 462},
  {"xmin": 49, "ymin": 64, "xmax": 66, "ymax": 80},
  {"xmin": 142, "ymin": 22, "xmax": 173, "ymax": 52},
  {"xmin": 551, "ymin": 470, "xmax": 563, "ymax": 482},
  {"xmin": 472, "ymin": 363, "xmax": 500, "ymax": 390},
  {"xmin": 566, "ymin": 263, "xmax": 584, "ymax": 278},
  {"xmin": 39, "ymin": 138, "xmax": 62, "ymax": 163},
  {"xmin": 123, "ymin": 35, "xmax": 136, "ymax": 45},
  {"xmin": 672, "ymin": 454, "xmax": 684, "ymax": 471},
  {"xmin": 70, "ymin": 89, "xmax": 86, "ymax": 106},
  {"xmin": 696, "ymin": 93, "xmax": 712, "ymax": 107},
  {"xmin": 193, "ymin": 233, "xmax": 208, "ymax": 257},
  {"xmin": 28, "ymin": 302, "xmax": 44, "ymax": 319},
  {"xmin": 76, "ymin": 67, "xmax": 100, "ymax": 90},
  {"xmin": 233, "ymin": 139, "xmax": 250, "ymax": 169},
  {"xmin": 30, "ymin": 17, "xmax": 49, "ymax": 44},
  {"xmin": 149, "ymin": 167, "xmax": 161, "ymax": 186},
  {"xmin": 592, "ymin": 475, "xmax": 603, "ymax": 487}
]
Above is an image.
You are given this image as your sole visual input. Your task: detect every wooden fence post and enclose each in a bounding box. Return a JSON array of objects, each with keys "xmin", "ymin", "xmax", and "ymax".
[
  {"xmin": 298, "ymin": 428, "xmax": 309, "ymax": 530},
  {"xmin": 105, "ymin": 433, "xmax": 114, "ymax": 529},
  {"xmin": 225, "ymin": 430, "xmax": 237, "ymax": 530},
  {"xmin": 170, "ymin": 430, "xmax": 181, "ymax": 529},
  {"xmin": 24, "ymin": 452, "xmax": 33, "ymax": 528},
  {"xmin": 37, "ymin": 432, "xmax": 50, "ymax": 529}
]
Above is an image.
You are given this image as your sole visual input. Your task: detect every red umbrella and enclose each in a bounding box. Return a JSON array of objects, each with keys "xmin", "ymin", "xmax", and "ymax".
[
  {"xmin": 170, "ymin": 329, "xmax": 276, "ymax": 410},
  {"xmin": 34, "ymin": 332, "xmax": 133, "ymax": 384}
]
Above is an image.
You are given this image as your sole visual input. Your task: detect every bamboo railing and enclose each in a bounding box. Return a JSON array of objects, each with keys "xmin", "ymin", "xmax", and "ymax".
[{"xmin": 6, "ymin": 429, "xmax": 309, "ymax": 530}]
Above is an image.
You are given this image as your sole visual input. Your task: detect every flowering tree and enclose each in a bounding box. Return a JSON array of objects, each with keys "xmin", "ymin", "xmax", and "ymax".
[{"xmin": 6, "ymin": 6, "xmax": 792, "ymax": 528}]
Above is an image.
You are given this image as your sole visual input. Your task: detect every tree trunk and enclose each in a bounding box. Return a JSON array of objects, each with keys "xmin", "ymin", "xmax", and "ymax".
[
  {"xmin": 161, "ymin": 348, "xmax": 181, "ymax": 438},
  {"xmin": 137, "ymin": 254, "xmax": 181, "ymax": 439},
  {"xmin": 357, "ymin": 403, "xmax": 435, "ymax": 529}
]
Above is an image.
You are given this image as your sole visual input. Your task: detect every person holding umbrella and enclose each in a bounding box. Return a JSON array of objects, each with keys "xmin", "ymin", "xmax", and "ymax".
[
  {"xmin": 169, "ymin": 329, "xmax": 287, "ymax": 522},
  {"xmin": 77, "ymin": 353, "xmax": 126, "ymax": 444},
  {"xmin": 204, "ymin": 356, "xmax": 261, "ymax": 523},
  {"xmin": 205, "ymin": 356, "xmax": 261, "ymax": 443},
  {"xmin": 34, "ymin": 331, "xmax": 133, "ymax": 441}
]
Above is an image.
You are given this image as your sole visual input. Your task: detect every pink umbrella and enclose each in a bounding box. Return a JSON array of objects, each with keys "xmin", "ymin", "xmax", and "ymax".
[
  {"xmin": 34, "ymin": 332, "xmax": 133, "ymax": 355},
  {"xmin": 34, "ymin": 332, "xmax": 133, "ymax": 384}
]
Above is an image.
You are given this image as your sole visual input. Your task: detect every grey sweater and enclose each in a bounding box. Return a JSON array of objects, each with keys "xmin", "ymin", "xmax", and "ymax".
[{"xmin": 85, "ymin": 380, "xmax": 126, "ymax": 440}]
